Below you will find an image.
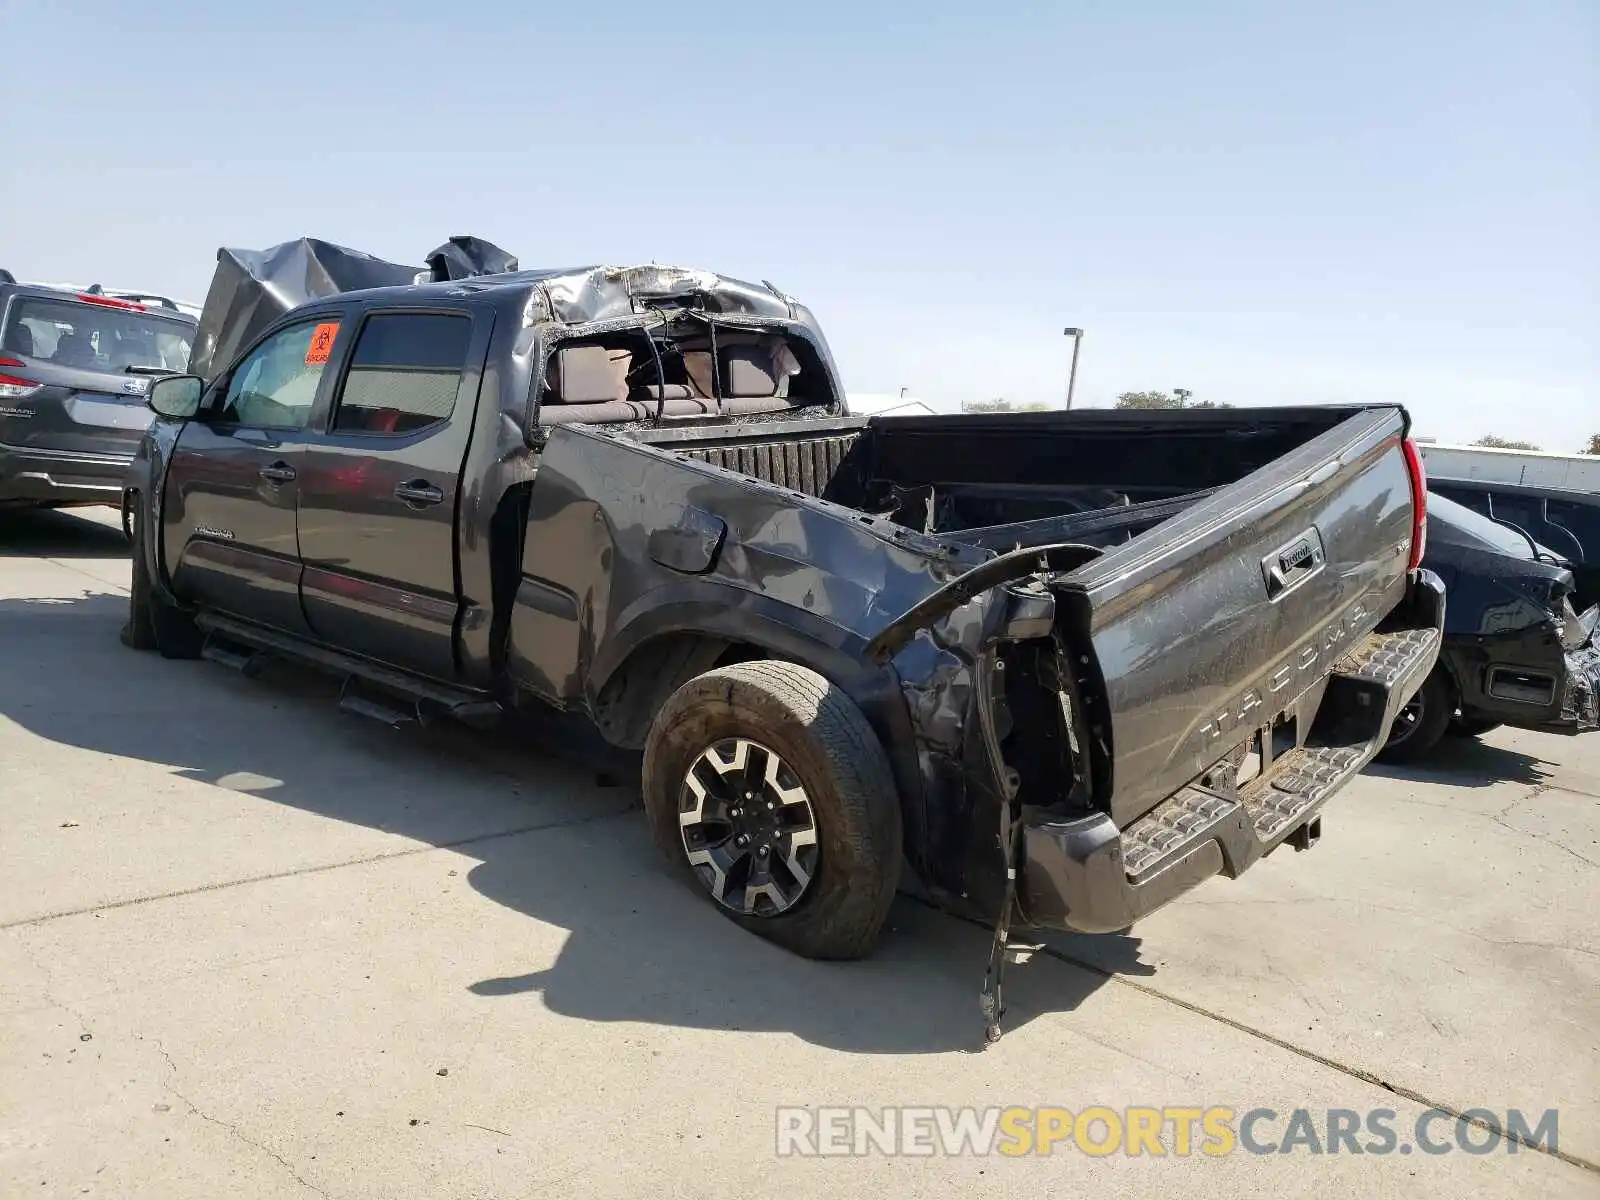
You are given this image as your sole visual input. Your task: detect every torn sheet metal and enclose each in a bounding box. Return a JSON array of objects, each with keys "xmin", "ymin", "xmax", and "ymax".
[
  {"xmin": 188, "ymin": 239, "xmax": 424, "ymax": 381},
  {"xmin": 187, "ymin": 235, "xmax": 522, "ymax": 381},
  {"xmin": 425, "ymin": 236, "xmax": 519, "ymax": 283},
  {"xmin": 189, "ymin": 232, "xmax": 820, "ymax": 384}
]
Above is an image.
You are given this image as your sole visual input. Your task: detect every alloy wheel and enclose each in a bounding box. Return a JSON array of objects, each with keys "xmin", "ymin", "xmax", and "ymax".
[{"xmin": 678, "ymin": 738, "xmax": 820, "ymax": 916}]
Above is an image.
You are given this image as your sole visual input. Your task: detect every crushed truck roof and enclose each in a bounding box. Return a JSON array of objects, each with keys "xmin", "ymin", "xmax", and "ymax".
[{"xmin": 188, "ymin": 235, "xmax": 808, "ymax": 382}]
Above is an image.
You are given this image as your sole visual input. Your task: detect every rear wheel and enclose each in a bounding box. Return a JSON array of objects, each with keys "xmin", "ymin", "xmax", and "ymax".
[
  {"xmin": 642, "ymin": 660, "xmax": 902, "ymax": 960},
  {"xmin": 1377, "ymin": 664, "xmax": 1453, "ymax": 764},
  {"xmin": 123, "ymin": 500, "xmax": 203, "ymax": 659}
]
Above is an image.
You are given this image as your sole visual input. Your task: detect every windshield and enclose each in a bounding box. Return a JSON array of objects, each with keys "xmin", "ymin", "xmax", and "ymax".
[
  {"xmin": 1, "ymin": 296, "xmax": 194, "ymax": 373},
  {"xmin": 1428, "ymin": 492, "xmax": 1535, "ymax": 559}
]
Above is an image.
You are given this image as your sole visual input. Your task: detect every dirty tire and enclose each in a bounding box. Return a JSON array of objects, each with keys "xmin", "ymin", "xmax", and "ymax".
[
  {"xmin": 124, "ymin": 501, "xmax": 203, "ymax": 659},
  {"xmin": 642, "ymin": 660, "xmax": 902, "ymax": 960},
  {"xmin": 1376, "ymin": 664, "xmax": 1453, "ymax": 764}
]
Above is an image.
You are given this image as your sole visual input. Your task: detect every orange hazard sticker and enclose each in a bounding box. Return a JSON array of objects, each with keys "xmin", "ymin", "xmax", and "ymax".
[{"xmin": 305, "ymin": 322, "xmax": 340, "ymax": 365}]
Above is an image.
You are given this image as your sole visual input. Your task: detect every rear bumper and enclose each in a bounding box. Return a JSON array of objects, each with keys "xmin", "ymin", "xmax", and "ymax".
[
  {"xmin": 1021, "ymin": 569, "xmax": 1446, "ymax": 934},
  {"xmin": 1541, "ymin": 640, "xmax": 1599, "ymax": 734},
  {"xmin": 0, "ymin": 440, "xmax": 133, "ymax": 505},
  {"xmin": 1457, "ymin": 638, "xmax": 1599, "ymax": 737}
]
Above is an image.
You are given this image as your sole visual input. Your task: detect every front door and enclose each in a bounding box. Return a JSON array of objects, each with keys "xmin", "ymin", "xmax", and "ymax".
[
  {"xmin": 161, "ymin": 315, "xmax": 346, "ymax": 634},
  {"xmin": 295, "ymin": 310, "xmax": 484, "ymax": 679}
]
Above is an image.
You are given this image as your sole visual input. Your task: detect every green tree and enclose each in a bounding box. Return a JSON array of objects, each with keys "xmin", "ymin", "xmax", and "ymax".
[
  {"xmin": 1473, "ymin": 435, "xmax": 1542, "ymax": 451},
  {"xmin": 1115, "ymin": 390, "xmax": 1183, "ymax": 409},
  {"xmin": 1115, "ymin": 390, "xmax": 1232, "ymax": 410},
  {"xmin": 963, "ymin": 398, "xmax": 1054, "ymax": 413},
  {"xmin": 1584, "ymin": 434, "xmax": 1600, "ymax": 456}
]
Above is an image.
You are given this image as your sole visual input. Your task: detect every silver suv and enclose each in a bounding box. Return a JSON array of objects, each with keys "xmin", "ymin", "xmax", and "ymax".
[{"xmin": 0, "ymin": 272, "xmax": 198, "ymax": 511}]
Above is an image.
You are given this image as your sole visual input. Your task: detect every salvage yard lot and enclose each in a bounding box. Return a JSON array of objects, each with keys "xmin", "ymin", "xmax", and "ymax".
[{"xmin": 2, "ymin": 508, "xmax": 1596, "ymax": 1199}]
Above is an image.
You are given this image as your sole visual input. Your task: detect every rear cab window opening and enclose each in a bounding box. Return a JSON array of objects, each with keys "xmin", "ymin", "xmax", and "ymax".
[
  {"xmin": 1, "ymin": 296, "xmax": 194, "ymax": 373},
  {"xmin": 534, "ymin": 320, "xmax": 823, "ymax": 427}
]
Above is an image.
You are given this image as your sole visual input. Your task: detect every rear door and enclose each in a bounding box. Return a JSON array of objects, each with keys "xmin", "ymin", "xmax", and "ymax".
[
  {"xmin": 0, "ymin": 290, "xmax": 194, "ymax": 454},
  {"xmin": 295, "ymin": 308, "xmax": 487, "ymax": 679},
  {"xmin": 161, "ymin": 314, "xmax": 348, "ymax": 634}
]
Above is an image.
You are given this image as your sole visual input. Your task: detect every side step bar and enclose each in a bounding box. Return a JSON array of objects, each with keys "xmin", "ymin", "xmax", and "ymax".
[{"xmin": 193, "ymin": 613, "xmax": 504, "ymax": 728}]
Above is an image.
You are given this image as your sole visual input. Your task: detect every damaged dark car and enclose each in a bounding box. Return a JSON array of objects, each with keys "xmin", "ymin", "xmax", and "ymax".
[
  {"xmin": 1378, "ymin": 493, "xmax": 1599, "ymax": 763},
  {"xmin": 121, "ymin": 236, "xmax": 1444, "ymax": 1036}
]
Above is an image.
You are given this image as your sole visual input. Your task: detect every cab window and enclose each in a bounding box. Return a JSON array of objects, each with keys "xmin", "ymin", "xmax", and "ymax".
[
  {"xmin": 216, "ymin": 319, "xmax": 341, "ymax": 430},
  {"xmin": 330, "ymin": 313, "xmax": 471, "ymax": 435}
]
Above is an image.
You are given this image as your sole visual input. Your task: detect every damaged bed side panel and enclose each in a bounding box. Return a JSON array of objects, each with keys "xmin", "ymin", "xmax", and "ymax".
[{"xmin": 502, "ymin": 423, "xmax": 988, "ymax": 880}]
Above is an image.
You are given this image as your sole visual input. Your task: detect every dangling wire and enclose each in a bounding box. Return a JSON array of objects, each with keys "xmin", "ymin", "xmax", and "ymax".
[{"xmin": 643, "ymin": 308, "xmax": 671, "ymax": 424}]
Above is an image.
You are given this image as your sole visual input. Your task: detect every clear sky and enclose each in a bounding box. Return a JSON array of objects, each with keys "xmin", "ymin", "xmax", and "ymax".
[{"xmin": 2, "ymin": 1, "xmax": 1594, "ymax": 449}]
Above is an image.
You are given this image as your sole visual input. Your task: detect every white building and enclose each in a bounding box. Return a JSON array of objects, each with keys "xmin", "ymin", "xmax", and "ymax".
[
  {"xmin": 845, "ymin": 392, "xmax": 940, "ymax": 417},
  {"xmin": 1417, "ymin": 441, "xmax": 1600, "ymax": 492}
]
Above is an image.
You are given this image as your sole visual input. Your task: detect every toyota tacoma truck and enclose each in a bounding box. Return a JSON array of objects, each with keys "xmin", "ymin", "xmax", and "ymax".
[{"xmin": 123, "ymin": 240, "xmax": 1443, "ymax": 1033}]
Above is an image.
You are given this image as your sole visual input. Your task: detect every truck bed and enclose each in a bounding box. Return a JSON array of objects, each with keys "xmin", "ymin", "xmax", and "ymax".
[
  {"xmin": 633, "ymin": 407, "xmax": 1360, "ymax": 550},
  {"xmin": 627, "ymin": 405, "xmax": 1425, "ymax": 830}
]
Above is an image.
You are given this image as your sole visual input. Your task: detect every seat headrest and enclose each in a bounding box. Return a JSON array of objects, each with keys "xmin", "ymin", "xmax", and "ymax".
[
  {"xmin": 550, "ymin": 345, "xmax": 631, "ymax": 404},
  {"xmin": 722, "ymin": 345, "xmax": 778, "ymax": 397}
]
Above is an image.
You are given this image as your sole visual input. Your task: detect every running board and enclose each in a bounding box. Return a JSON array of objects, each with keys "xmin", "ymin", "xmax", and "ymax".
[
  {"xmin": 193, "ymin": 612, "xmax": 503, "ymax": 727},
  {"xmin": 338, "ymin": 681, "xmax": 421, "ymax": 728},
  {"xmin": 201, "ymin": 637, "xmax": 266, "ymax": 677}
]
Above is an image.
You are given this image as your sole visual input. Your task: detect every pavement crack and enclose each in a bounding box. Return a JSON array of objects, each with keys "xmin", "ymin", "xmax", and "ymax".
[
  {"xmin": 38, "ymin": 563, "xmax": 130, "ymax": 595},
  {"xmin": 143, "ymin": 1032, "xmax": 329, "ymax": 1199},
  {"xmin": 904, "ymin": 893, "xmax": 1599, "ymax": 1175},
  {"xmin": 3, "ymin": 932, "xmax": 94, "ymax": 1037},
  {"xmin": 1490, "ymin": 812, "xmax": 1599, "ymax": 870},
  {"xmin": 8, "ymin": 931, "xmax": 330, "ymax": 1196},
  {"xmin": 0, "ymin": 805, "xmax": 638, "ymax": 931}
]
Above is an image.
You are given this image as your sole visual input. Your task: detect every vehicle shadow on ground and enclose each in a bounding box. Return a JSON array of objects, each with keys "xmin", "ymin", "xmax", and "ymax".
[
  {"xmin": 0, "ymin": 507, "xmax": 128, "ymax": 557},
  {"xmin": 0, "ymin": 578, "xmax": 1154, "ymax": 1055},
  {"xmin": 1365, "ymin": 735, "xmax": 1552, "ymax": 789}
]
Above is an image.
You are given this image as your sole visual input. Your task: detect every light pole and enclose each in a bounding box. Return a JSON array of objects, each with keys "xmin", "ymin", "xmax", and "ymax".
[
  {"xmin": 1174, "ymin": 387, "xmax": 1192, "ymax": 407},
  {"xmin": 1063, "ymin": 327, "xmax": 1084, "ymax": 409}
]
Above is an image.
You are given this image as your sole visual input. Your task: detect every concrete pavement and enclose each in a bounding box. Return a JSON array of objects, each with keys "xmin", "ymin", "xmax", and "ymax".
[{"xmin": 1, "ymin": 508, "xmax": 1595, "ymax": 1198}]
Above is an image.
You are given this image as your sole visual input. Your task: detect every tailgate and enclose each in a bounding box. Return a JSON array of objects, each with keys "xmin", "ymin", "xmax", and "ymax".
[{"xmin": 1054, "ymin": 407, "xmax": 1415, "ymax": 828}]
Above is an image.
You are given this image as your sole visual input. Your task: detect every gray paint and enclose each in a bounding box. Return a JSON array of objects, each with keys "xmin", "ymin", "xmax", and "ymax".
[{"xmin": 126, "ymin": 255, "xmax": 1444, "ymax": 932}]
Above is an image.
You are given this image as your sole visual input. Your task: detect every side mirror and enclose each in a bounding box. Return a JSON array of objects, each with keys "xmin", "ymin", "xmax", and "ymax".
[{"xmin": 147, "ymin": 374, "xmax": 203, "ymax": 420}]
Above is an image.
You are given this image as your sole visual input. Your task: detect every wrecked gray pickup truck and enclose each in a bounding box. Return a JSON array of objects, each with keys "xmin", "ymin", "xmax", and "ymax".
[{"xmin": 123, "ymin": 239, "xmax": 1443, "ymax": 1029}]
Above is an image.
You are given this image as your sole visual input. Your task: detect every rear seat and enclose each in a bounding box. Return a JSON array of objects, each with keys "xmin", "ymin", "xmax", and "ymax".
[
  {"xmin": 538, "ymin": 345, "xmax": 639, "ymax": 425},
  {"xmin": 538, "ymin": 340, "xmax": 802, "ymax": 425}
]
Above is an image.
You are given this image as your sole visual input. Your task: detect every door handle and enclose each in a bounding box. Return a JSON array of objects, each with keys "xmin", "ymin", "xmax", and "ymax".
[
  {"xmin": 394, "ymin": 479, "xmax": 444, "ymax": 508},
  {"xmin": 259, "ymin": 461, "xmax": 296, "ymax": 484}
]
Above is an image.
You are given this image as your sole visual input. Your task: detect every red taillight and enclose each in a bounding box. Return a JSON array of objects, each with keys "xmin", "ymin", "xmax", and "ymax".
[
  {"xmin": 1402, "ymin": 436, "xmax": 1427, "ymax": 571},
  {"xmin": 0, "ymin": 356, "xmax": 24, "ymax": 368},
  {"xmin": 0, "ymin": 372, "xmax": 41, "ymax": 398},
  {"xmin": 76, "ymin": 293, "xmax": 146, "ymax": 311}
]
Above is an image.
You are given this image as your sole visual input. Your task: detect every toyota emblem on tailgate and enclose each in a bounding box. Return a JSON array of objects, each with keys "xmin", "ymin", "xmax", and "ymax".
[{"xmin": 1262, "ymin": 527, "xmax": 1326, "ymax": 600}]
